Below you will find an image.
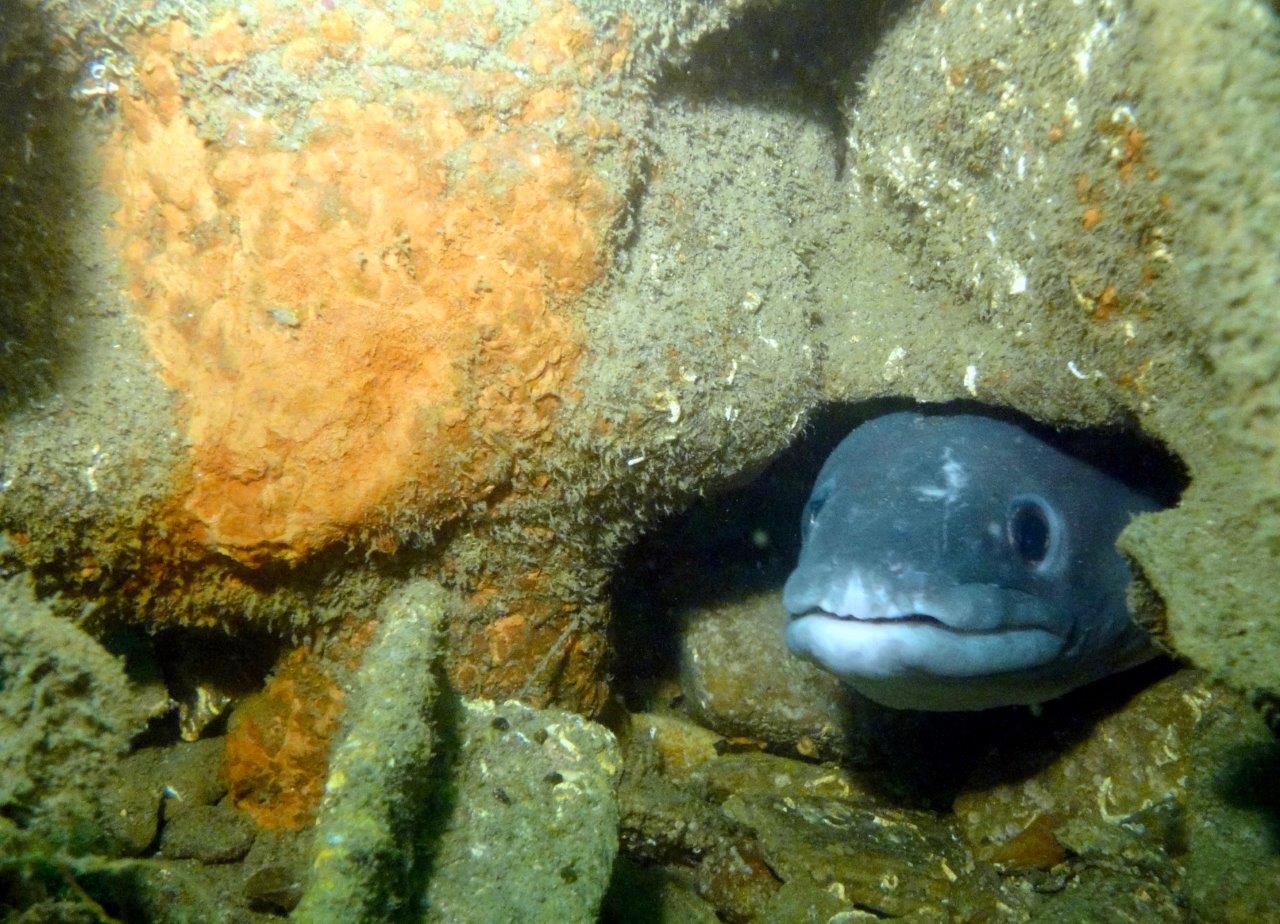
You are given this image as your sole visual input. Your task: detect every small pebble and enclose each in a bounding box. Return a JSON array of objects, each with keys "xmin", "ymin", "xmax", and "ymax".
[
  {"xmin": 244, "ymin": 864, "xmax": 305, "ymax": 915},
  {"xmin": 158, "ymin": 802, "xmax": 255, "ymax": 864}
]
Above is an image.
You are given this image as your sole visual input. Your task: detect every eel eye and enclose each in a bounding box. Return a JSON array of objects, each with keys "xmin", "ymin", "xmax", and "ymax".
[
  {"xmin": 1007, "ymin": 497, "xmax": 1052, "ymax": 566},
  {"xmin": 801, "ymin": 484, "xmax": 832, "ymax": 542}
]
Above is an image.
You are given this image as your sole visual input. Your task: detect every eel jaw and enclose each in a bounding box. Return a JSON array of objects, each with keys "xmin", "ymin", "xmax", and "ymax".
[
  {"xmin": 792, "ymin": 609, "xmax": 948, "ymax": 627},
  {"xmin": 784, "ymin": 605, "xmax": 1066, "ymax": 684}
]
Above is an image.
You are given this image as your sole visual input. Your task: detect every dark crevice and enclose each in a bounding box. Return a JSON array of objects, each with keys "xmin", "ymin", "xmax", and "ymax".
[
  {"xmin": 106, "ymin": 624, "xmax": 282, "ymax": 750},
  {"xmin": 404, "ymin": 684, "xmax": 466, "ymax": 920},
  {"xmin": 612, "ymin": 398, "xmax": 1185, "ymax": 699},
  {"xmin": 609, "ymin": 399, "xmax": 1188, "ymax": 805},
  {"xmin": 658, "ymin": 0, "xmax": 911, "ymax": 177},
  {"xmin": 1214, "ymin": 739, "xmax": 1280, "ymax": 853}
]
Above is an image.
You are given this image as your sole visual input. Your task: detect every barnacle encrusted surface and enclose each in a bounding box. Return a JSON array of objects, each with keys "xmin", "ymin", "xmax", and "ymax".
[
  {"xmin": 419, "ymin": 698, "xmax": 621, "ymax": 923},
  {"xmin": 1, "ymin": 0, "xmax": 1278, "ymax": 710},
  {"xmin": 0, "ymin": 0, "xmax": 1276, "ymax": 826},
  {"xmin": 818, "ymin": 0, "xmax": 1280, "ymax": 694},
  {"xmin": 99, "ymin": 7, "xmax": 627, "ymax": 565},
  {"xmin": 1, "ymin": 0, "xmax": 1279, "ymax": 920}
]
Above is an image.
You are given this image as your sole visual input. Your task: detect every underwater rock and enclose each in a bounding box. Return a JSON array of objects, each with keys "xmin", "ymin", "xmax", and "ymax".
[
  {"xmin": 601, "ymin": 858, "xmax": 721, "ymax": 924},
  {"xmin": 677, "ymin": 587, "xmax": 875, "ymax": 762},
  {"xmin": 103, "ymin": 737, "xmax": 229, "ymax": 857},
  {"xmin": 617, "ymin": 716, "xmax": 753, "ymax": 863},
  {"xmin": 720, "ymin": 782, "xmax": 989, "ymax": 918},
  {"xmin": 1028, "ymin": 867, "xmax": 1185, "ymax": 923},
  {"xmin": 73, "ymin": 2, "xmax": 631, "ymax": 568},
  {"xmin": 101, "ymin": 785, "xmax": 162, "ymax": 860},
  {"xmin": 421, "ymin": 698, "xmax": 622, "ymax": 924},
  {"xmin": 626, "ymin": 711, "xmax": 734, "ymax": 785},
  {"xmin": 0, "ymin": 576, "xmax": 152, "ymax": 852},
  {"xmin": 1181, "ymin": 684, "xmax": 1280, "ymax": 922},
  {"xmin": 954, "ymin": 671, "xmax": 1220, "ymax": 855},
  {"xmin": 0, "ymin": 0, "xmax": 827, "ymax": 713},
  {"xmin": 828, "ymin": 0, "xmax": 1280, "ymax": 697},
  {"xmin": 0, "ymin": 0, "xmax": 644, "ymax": 645},
  {"xmin": 240, "ymin": 829, "xmax": 310, "ymax": 916},
  {"xmin": 952, "ymin": 668, "xmax": 1280, "ymax": 923},
  {"xmin": 614, "ymin": 723, "xmax": 784, "ymax": 920},
  {"xmin": 224, "ymin": 644, "xmax": 351, "ymax": 832},
  {"xmin": 0, "ymin": 821, "xmax": 224, "ymax": 923},
  {"xmin": 243, "ymin": 862, "xmax": 305, "ymax": 916},
  {"xmin": 158, "ymin": 803, "xmax": 256, "ymax": 865},
  {"xmin": 0, "ymin": 0, "xmax": 1277, "ymax": 917},
  {"xmin": 620, "ymin": 650, "xmax": 1279, "ymax": 920},
  {"xmin": 615, "ymin": 731, "xmax": 1014, "ymax": 920},
  {"xmin": 117, "ymin": 737, "xmax": 228, "ymax": 821},
  {"xmin": 0, "ymin": 0, "xmax": 1273, "ymax": 726},
  {"xmin": 1116, "ymin": 0, "xmax": 1280, "ymax": 701}
]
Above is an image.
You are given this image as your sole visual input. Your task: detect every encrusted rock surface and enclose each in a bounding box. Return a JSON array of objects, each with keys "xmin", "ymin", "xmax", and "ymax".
[
  {"xmin": 678, "ymin": 588, "xmax": 869, "ymax": 761},
  {"xmin": 295, "ymin": 579, "xmax": 446, "ymax": 921},
  {"xmin": 825, "ymin": 0, "xmax": 1280, "ymax": 695},
  {"xmin": 0, "ymin": 575, "xmax": 155, "ymax": 852},
  {"xmin": 158, "ymin": 803, "xmax": 257, "ymax": 864},
  {"xmin": 420, "ymin": 698, "xmax": 622, "ymax": 924},
  {"xmin": 616, "ymin": 677, "xmax": 1278, "ymax": 921},
  {"xmin": 1, "ymin": 0, "xmax": 1278, "ymax": 920},
  {"xmin": 1, "ymin": 0, "xmax": 1276, "ymax": 706}
]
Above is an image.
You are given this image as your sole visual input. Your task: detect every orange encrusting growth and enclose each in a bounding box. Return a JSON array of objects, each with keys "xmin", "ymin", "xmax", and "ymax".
[
  {"xmin": 224, "ymin": 618, "xmax": 377, "ymax": 831},
  {"xmin": 224, "ymin": 645, "xmax": 349, "ymax": 831},
  {"xmin": 103, "ymin": 3, "xmax": 626, "ymax": 564}
]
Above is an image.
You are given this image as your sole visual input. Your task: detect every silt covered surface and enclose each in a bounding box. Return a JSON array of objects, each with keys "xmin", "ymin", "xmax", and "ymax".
[
  {"xmin": 818, "ymin": 0, "xmax": 1280, "ymax": 700},
  {"xmin": 0, "ymin": 0, "xmax": 1279, "ymax": 920},
  {"xmin": 1, "ymin": 0, "xmax": 1273, "ymax": 702}
]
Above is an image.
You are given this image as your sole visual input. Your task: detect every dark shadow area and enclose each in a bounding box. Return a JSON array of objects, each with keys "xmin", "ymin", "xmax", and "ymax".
[
  {"xmin": 0, "ymin": 9, "xmax": 89, "ymax": 414},
  {"xmin": 660, "ymin": 0, "xmax": 912, "ymax": 174},
  {"xmin": 1214, "ymin": 739, "xmax": 1280, "ymax": 854},
  {"xmin": 408, "ymin": 683, "xmax": 466, "ymax": 919},
  {"xmin": 609, "ymin": 398, "xmax": 1188, "ymax": 807},
  {"xmin": 105, "ymin": 624, "xmax": 283, "ymax": 748},
  {"xmin": 599, "ymin": 857, "xmax": 690, "ymax": 924}
]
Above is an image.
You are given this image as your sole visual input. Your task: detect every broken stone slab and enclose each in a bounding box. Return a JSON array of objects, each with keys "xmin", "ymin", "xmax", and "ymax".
[
  {"xmin": 293, "ymin": 578, "xmax": 621, "ymax": 924},
  {"xmin": 677, "ymin": 587, "xmax": 885, "ymax": 763},
  {"xmin": 418, "ymin": 697, "xmax": 622, "ymax": 924},
  {"xmin": 158, "ymin": 803, "xmax": 256, "ymax": 865}
]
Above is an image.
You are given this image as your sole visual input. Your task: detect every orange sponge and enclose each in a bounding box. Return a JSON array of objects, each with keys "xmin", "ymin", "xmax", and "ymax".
[{"xmin": 103, "ymin": 5, "xmax": 627, "ymax": 565}]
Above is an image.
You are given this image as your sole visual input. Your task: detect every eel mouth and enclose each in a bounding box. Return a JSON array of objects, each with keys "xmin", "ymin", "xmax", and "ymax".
[
  {"xmin": 788, "ymin": 583, "xmax": 1066, "ymax": 637},
  {"xmin": 791, "ymin": 608, "xmax": 955, "ymax": 630},
  {"xmin": 783, "ymin": 606, "xmax": 1067, "ymax": 682}
]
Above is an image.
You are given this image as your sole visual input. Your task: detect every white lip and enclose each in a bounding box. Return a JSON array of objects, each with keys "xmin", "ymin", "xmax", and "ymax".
[
  {"xmin": 813, "ymin": 572, "xmax": 911, "ymax": 624},
  {"xmin": 786, "ymin": 564, "xmax": 1065, "ymax": 636},
  {"xmin": 801, "ymin": 609, "xmax": 949, "ymax": 627},
  {"xmin": 785, "ymin": 612, "xmax": 1064, "ymax": 681}
]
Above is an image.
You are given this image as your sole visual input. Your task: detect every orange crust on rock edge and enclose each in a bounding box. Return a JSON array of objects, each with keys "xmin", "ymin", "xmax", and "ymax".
[
  {"xmin": 223, "ymin": 625, "xmax": 375, "ymax": 831},
  {"xmin": 102, "ymin": 3, "xmax": 628, "ymax": 566}
]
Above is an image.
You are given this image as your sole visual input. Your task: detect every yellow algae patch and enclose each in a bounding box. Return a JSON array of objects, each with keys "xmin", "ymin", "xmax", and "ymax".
[{"xmin": 104, "ymin": 6, "xmax": 624, "ymax": 564}]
